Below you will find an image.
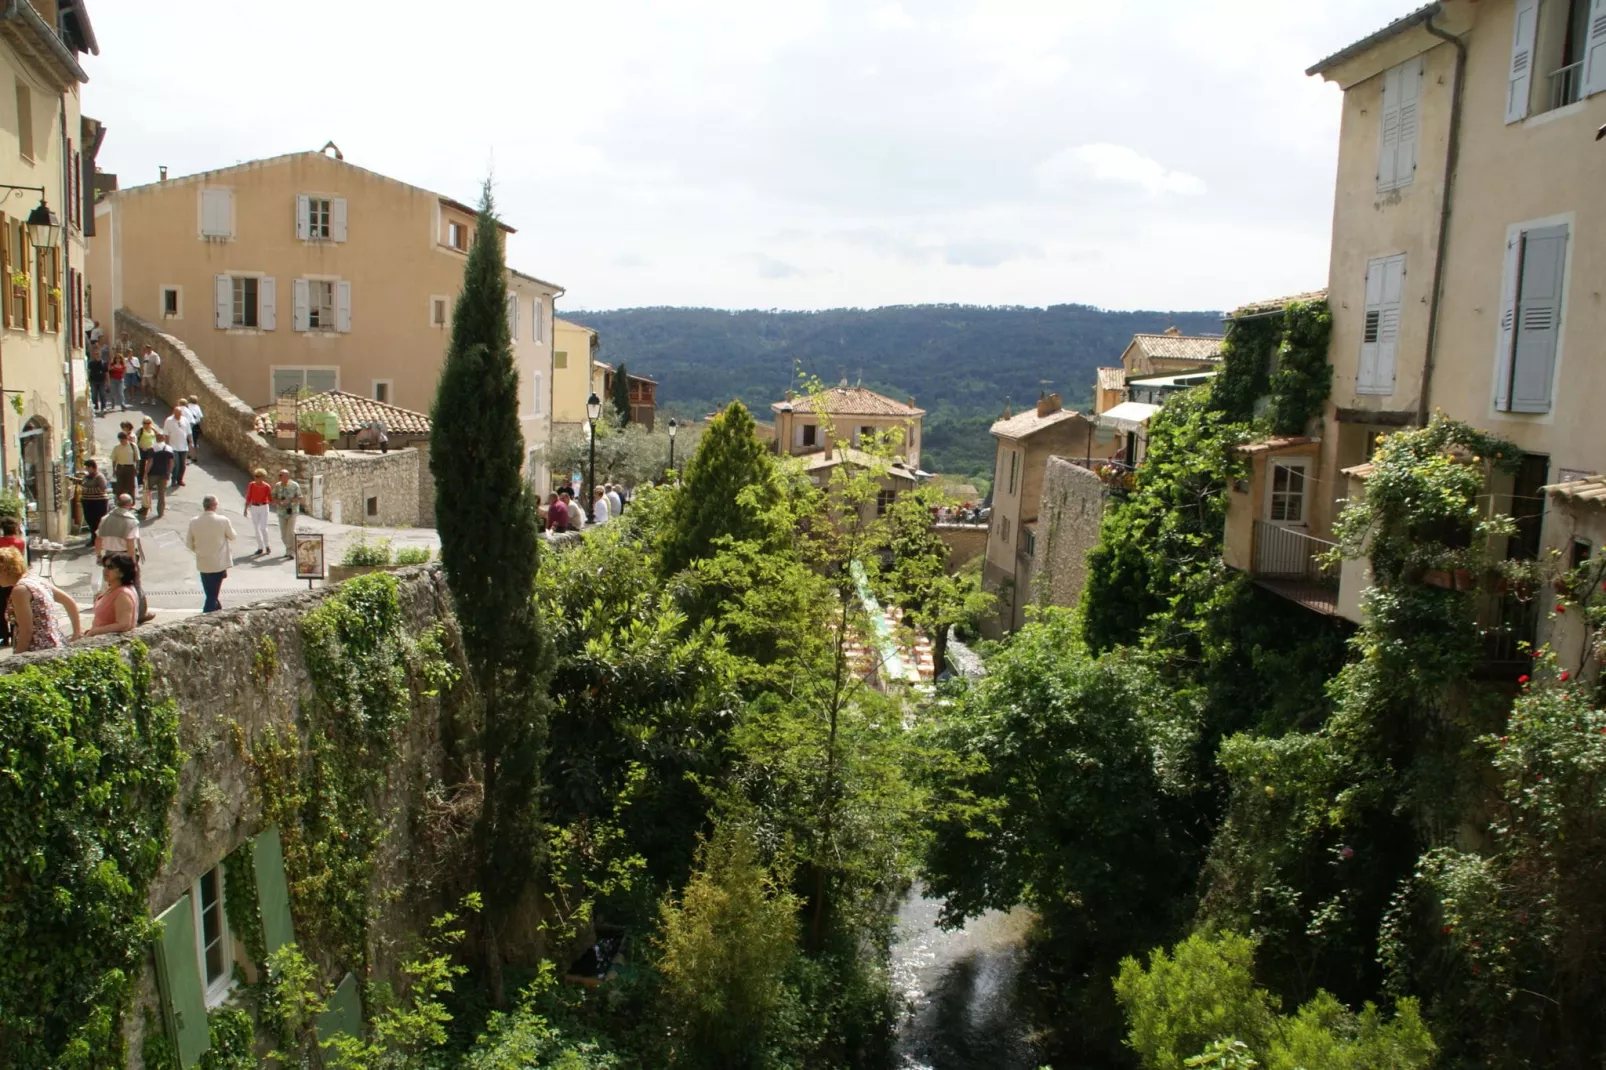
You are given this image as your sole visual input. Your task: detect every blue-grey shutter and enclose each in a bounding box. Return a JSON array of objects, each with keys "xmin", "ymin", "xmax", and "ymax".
[
  {"xmin": 154, "ymin": 895, "xmax": 211, "ymax": 1067},
  {"xmin": 316, "ymin": 971, "xmax": 362, "ymax": 1044},
  {"xmin": 1507, "ymin": 224, "xmax": 1567, "ymax": 413},
  {"xmin": 1506, "ymin": 0, "xmax": 1539, "ymax": 123},
  {"xmin": 1583, "ymin": 0, "xmax": 1606, "ymax": 97},
  {"xmin": 252, "ymin": 825, "xmax": 296, "ymax": 955}
]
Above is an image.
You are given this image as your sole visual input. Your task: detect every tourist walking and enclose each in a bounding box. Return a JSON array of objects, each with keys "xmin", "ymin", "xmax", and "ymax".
[
  {"xmin": 110, "ymin": 430, "xmax": 139, "ymax": 500},
  {"xmin": 79, "ymin": 459, "xmax": 110, "ymax": 536},
  {"xmin": 142, "ymin": 434, "xmax": 174, "ymax": 517},
  {"xmin": 0, "ymin": 519, "xmax": 22, "ymax": 645},
  {"xmin": 186, "ymin": 495, "xmax": 236, "ymax": 613},
  {"xmin": 245, "ymin": 468, "xmax": 273, "ymax": 555},
  {"xmin": 141, "ymin": 344, "xmax": 161, "ymax": 403},
  {"xmin": 95, "ymin": 494, "xmax": 142, "ymax": 561},
  {"xmin": 185, "ymin": 396, "xmax": 204, "ymax": 459},
  {"xmin": 0, "ymin": 546, "xmax": 80, "ymax": 649},
  {"xmin": 108, "ymin": 351, "xmax": 127, "ymax": 411},
  {"xmin": 125, "ymin": 351, "xmax": 141, "ymax": 403},
  {"xmin": 162, "ymin": 405, "xmax": 191, "ymax": 487},
  {"xmin": 271, "ymin": 469, "xmax": 303, "ymax": 559},
  {"xmin": 87, "ymin": 346, "xmax": 108, "ymax": 414},
  {"xmin": 83, "ymin": 553, "xmax": 140, "ymax": 637}
]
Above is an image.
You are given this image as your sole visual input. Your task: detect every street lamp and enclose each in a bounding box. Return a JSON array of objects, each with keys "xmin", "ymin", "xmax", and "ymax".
[
  {"xmin": 25, "ymin": 199, "xmax": 59, "ymax": 250},
  {"xmin": 586, "ymin": 392, "xmax": 601, "ymax": 522},
  {"xmin": 667, "ymin": 417, "xmax": 678, "ymax": 475}
]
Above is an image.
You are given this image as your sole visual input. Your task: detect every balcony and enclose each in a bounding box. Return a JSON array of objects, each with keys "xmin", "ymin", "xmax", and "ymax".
[
  {"xmin": 1549, "ymin": 61, "xmax": 1583, "ymax": 111},
  {"xmin": 1249, "ymin": 520, "xmax": 1339, "ymax": 615}
]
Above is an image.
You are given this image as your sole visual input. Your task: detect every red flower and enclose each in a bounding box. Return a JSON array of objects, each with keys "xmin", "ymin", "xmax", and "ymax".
[
  {"xmin": 1560, "ymin": 671, "xmax": 1571, "ymax": 682},
  {"xmin": 1442, "ymin": 924, "xmax": 1455, "ymax": 935},
  {"xmin": 1500, "ymin": 736, "xmax": 1509, "ymax": 743},
  {"xmin": 1340, "ymin": 846, "xmax": 1355, "ymax": 861},
  {"xmin": 1518, "ymin": 675, "xmax": 1529, "ymax": 684},
  {"xmin": 1556, "ymin": 604, "xmax": 1567, "ymax": 614}
]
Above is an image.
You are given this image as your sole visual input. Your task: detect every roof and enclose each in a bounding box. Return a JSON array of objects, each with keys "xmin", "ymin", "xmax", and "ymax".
[
  {"xmin": 1128, "ymin": 370, "xmax": 1218, "ymax": 389},
  {"xmin": 1097, "ymin": 367, "xmax": 1126, "ymax": 391},
  {"xmin": 592, "ymin": 360, "xmax": 658, "ymax": 385},
  {"xmin": 1232, "ymin": 436, "xmax": 1319, "ymax": 456},
  {"xmin": 1129, "ymin": 333, "xmax": 1224, "ymax": 363},
  {"xmin": 803, "ymin": 448, "xmax": 919, "ymax": 480},
  {"xmin": 1229, "ymin": 289, "xmax": 1330, "ymax": 319},
  {"xmin": 254, "ymin": 391, "xmax": 432, "ymax": 437},
  {"xmin": 509, "ymin": 267, "xmax": 564, "ymax": 294},
  {"xmin": 0, "ymin": 0, "xmax": 88, "ymax": 85},
  {"xmin": 1546, "ymin": 474, "xmax": 1606, "ymax": 506},
  {"xmin": 1341, "ymin": 462, "xmax": 1377, "ymax": 481},
  {"xmin": 1307, "ymin": 3, "xmax": 1440, "ymax": 76},
  {"xmin": 554, "ymin": 317, "xmax": 597, "ymax": 337},
  {"xmin": 773, "ymin": 385, "xmax": 925, "ymax": 418},
  {"xmin": 990, "ymin": 405, "xmax": 1086, "ymax": 440},
  {"xmin": 1096, "ymin": 401, "xmax": 1162, "ymax": 434}
]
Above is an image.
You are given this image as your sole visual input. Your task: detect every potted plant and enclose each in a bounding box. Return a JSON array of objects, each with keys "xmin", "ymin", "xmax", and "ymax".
[
  {"xmin": 10, "ymin": 271, "xmax": 28, "ymax": 296},
  {"xmin": 297, "ymin": 409, "xmax": 331, "ymax": 455}
]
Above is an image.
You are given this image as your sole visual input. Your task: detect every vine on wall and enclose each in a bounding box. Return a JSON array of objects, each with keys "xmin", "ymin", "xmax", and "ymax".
[
  {"xmin": 0, "ymin": 645, "xmax": 181, "ymax": 1069},
  {"xmin": 1209, "ymin": 298, "xmax": 1334, "ymax": 437}
]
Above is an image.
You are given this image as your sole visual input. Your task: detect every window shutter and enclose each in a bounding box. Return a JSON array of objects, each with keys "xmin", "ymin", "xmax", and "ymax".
[
  {"xmin": 2, "ymin": 214, "xmax": 10, "ymax": 330},
  {"xmin": 533, "ymin": 302, "xmax": 543, "ymax": 342},
  {"xmin": 1584, "ymin": 0, "xmax": 1606, "ymax": 98},
  {"xmin": 1494, "ymin": 235, "xmax": 1522, "ymax": 411},
  {"xmin": 331, "ymin": 197, "xmax": 348, "ymax": 242},
  {"xmin": 1374, "ymin": 255, "xmax": 1403, "ymax": 394},
  {"xmin": 533, "ymin": 371, "xmax": 543, "ymax": 415},
  {"xmin": 295, "ymin": 195, "xmax": 311, "ymax": 240},
  {"xmin": 252, "ymin": 825, "xmax": 296, "ymax": 955},
  {"xmin": 259, "ymin": 276, "xmax": 277, "ymax": 331},
  {"xmin": 215, "ymin": 275, "xmax": 232, "ymax": 329},
  {"xmin": 1378, "ymin": 65, "xmax": 1402, "ymax": 190},
  {"xmin": 317, "ymin": 972, "xmax": 363, "ymax": 1044},
  {"xmin": 336, "ymin": 280, "xmax": 352, "ymax": 332},
  {"xmin": 506, "ymin": 292, "xmax": 518, "ymax": 337},
  {"xmin": 201, "ymin": 189, "xmax": 231, "ymax": 238},
  {"xmin": 293, "ymin": 278, "xmax": 310, "ymax": 332},
  {"xmin": 1508, "ymin": 224, "xmax": 1567, "ymax": 413},
  {"xmin": 1394, "ymin": 57, "xmax": 1420, "ymax": 187},
  {"xmin": 1506, "ymin": 0, "xmax": 1538, "ymax": 123},
  {"xmin": 154, "ymin": 895, "xmax": 211, "ymax": 1067}
]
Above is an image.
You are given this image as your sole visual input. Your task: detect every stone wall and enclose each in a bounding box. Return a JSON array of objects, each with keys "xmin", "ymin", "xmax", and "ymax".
[
  {"xmin": 1033, "ymin": 456, "xmax": 1112, "ymax": 612},
  {"xmin": 935, "ymin": 522, "xmax": 988, "ymax": 570},
  {"xmin": 116, "ymin": 310, "xmax": 433, "ymax": 528}
]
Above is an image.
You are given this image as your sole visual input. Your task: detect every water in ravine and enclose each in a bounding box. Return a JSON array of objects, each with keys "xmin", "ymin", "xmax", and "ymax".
[{"xmin": 890, "ymin": 882, "xmax": 1042, "ymax": 1070}]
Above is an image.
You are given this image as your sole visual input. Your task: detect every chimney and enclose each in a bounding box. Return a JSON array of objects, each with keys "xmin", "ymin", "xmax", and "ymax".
[
  {"xmin": 907, "ymin": 396, "xmax": 915, "ymax": 407},
  {"xmin": 1163, "ymin": 325, "xmax": 1181, "ymax": 336},
  {"xmin": 1002, "ymin": 397, "xmax": 1012, "ymax": 419},
  {"xmin": 159, "ymin": 165, "xmax": 167, "ymax": 182},
  {"xmin": 1036, "ymin": 392, "xmax": 1062, "ymax": 418}
]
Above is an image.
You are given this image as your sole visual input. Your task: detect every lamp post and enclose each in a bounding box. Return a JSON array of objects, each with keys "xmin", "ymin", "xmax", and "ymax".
[
  {"xmin": 0, "ymin": 190, "xmax": 61, "ymax": 489},
  {"xmin": 585, "ymin": 392, "xmax": 601, "ymax": 523},
  {"xmin": 667, "ymin": 417, "xmax": 677, "ymax": 476}
]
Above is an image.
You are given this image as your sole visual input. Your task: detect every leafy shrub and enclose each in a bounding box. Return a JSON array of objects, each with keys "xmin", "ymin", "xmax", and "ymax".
[
  {"xmin": 394, "ymin": 546, "xmax": 431, "ymax": 566},
  {"xmin": 341, "ymin": 538, "xmax": 393, "ymax": 567}
]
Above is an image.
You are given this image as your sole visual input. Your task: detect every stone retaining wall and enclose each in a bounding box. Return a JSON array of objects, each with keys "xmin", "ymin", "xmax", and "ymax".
[
  {"xmin": 115, "ymin": 310, "xmax": 432, "ymax": 527},
  {"xmin": 1033, "ymin": 456, "xmax": 1111, "ymax": 612},
  {"xmin": 934, "ymin": 522, "xmax": 988, "ymax": 570}
]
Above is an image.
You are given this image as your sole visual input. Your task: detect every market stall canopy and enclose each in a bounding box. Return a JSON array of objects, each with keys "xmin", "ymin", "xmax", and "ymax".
[{"xmin": 1095, "ymin": 401, "xmax": 1161, "ymax": 435}]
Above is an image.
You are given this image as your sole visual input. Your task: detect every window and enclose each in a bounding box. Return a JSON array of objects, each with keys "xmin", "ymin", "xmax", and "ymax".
[
  {"xmin": 1268, "ymin": 461, "xmax": 1308, "ymax": 524},
  {"xmin": 1001, "ymin": 516, "xmax": 1011, "ymax": 546},
  {"xmin": 366, "ymin": 496, "xmax": 379, "ymax": 518},
  {"xmin": 306, "ymin": 197, "xmax": 330, "ymax": 239},
  {"xmin": 162, "ymin": 286, "xmax": 181, "ymax": 318},
  {"xmin": 554, "ymin": 350, "xmax": 568, "ymax": 369},
  {"xmin": 1377, "ymin": 57, "xmax": 1421, "ymax": 192},
  {"xmin": 372, "ymin": 380, "xmax": 392, "ymax": 404},
  {"xmin": 430, "ymin": 296, "xmax": 447, "ymax": 326},
  {"xmin": 531, "ymin": 370, "xmax": 543, "ymax": 416},
  {"xmin": 15, "ymin": 81, "xmax": 31, "ymax": 161},
  {"xmin": 1024, "ymin": 528, "xmax": 1036, "ymax": 558},
  {"xmin": 38, "ymin": 246, "xmax": 58, "ymax": 332},
  {"xmin": 200, "ymin": 188, "xmax": 232, "ymax": 239},
  {"xmin": 1571, "ymin": 537, "xmax": 1594, "ymax": 569},
  {"xmin": 1511, "ymin": 0, "xmax": 1606, "ymax": 118},
  {"xmin": 447, "ymin": 220, "xmax": 466, "ymax": 250},
  {"xmin": 1496, "ymin": 222, "xmax": 1568, "ymax": 414},
  {"xmin": 1008, "ymin": 449, "xmax": 1019, "ymax": 496},
  {"xmin": 272, "ymin": 367, "xmax": 338, "ymax": 397},
  {"xmin": 1358, "ymin": 253, "xmax": 1404, "ymax": 395},
  {"xmin": 876, "ymin": 489, "xmax": 896, "ymax": 516},
  {"xmin": 194, "ymin": 864, "xmax": 231, "ymax": 1003},
  {"xmin": 858, "ymin": 425, "xmax": 875, "ymax": 444},
  {"xmin": 2, "ymin": 215, "xmax": 27, "ymax": 329},
  {"xmin": 802, "ymin": 423, "xmax": 817, "ymax": 447},
  {"xmin": 307, "ymin": 279, "xmax": 335, "ymax": 330},
  {"xmin": 232, "ymin": 276, "xmax": 258, "ymax": 328}
]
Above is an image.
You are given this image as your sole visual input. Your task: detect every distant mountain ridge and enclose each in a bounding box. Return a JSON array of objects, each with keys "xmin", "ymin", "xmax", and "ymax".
[{"xmin": 563, "ymin": 304, "xmax": 1224, "ymax": 481}]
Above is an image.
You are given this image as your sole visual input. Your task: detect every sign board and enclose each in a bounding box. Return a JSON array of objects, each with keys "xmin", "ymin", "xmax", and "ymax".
[
  {"xmin": 293, "ymin": 532, "xmax": 325, "ymax": 580},
  {"xmin": 275, "ymin": 394, "xmax": 299, "ymax": 436}
]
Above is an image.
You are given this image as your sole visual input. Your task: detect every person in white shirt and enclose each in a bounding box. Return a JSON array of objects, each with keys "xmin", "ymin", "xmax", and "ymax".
[
  {"xmin": 591, "ymin": 487, "xmax": 610, "ymax": 525},
  {"xmin": 185, "ymin": 495, "xmax": 237, "ymax": 613},
  {"xmin": 142, "ymin": 345, "xmax": 161, "ymax": 403},
  {"xmin": 185, "ymin": 397, "xmax": 205, "ymax": 459},
  {"xmin": 606, "ymin": 483, "xmax": 622, "ymax": 520},
  {"xmin": 161, "ymin": 406, "xmax": 191, "ymax": 487}
]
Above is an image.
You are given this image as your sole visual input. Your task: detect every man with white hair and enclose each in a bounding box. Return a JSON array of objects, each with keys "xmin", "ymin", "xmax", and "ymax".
[{"xmin": 186, "ymin": 494, "xmax": 237, "ymax": 613}]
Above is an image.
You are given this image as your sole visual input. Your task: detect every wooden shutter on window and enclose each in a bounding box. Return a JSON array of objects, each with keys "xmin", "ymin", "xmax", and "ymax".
[
  {"xmin": 47, "ymin": 247, "xmax": 60, "ymax": 331},
  {"xmin": 331, "ymin": 197, "xmax": 348, "ymax": 242},
  {"xmin": 1584, "ymin": 0, "xmax": 1606, "ymax": 98},
  {"xmin": 252, "ymin": 825, "xmax": 296, "ymax": 955},
  {"xmin": 316, "ymin": 971, "xmax": 363, "ymax": 1043},
  {"xmin": 295, "ymin": 194, "xmax": 311, "ymax": 240},
  {"xmin": 1507, "ymin": 224, "xmax": 1567, "ymax": 414},
  {"xmin": 1, "ymin": 212, "xmax": 10, "ymax": 329},
  {"xmin": 154, "ymin": 895, "xmax": 211, "ymax": 1067},
  {"xmin": 292, "ymin": 278, "xmax": 310, "ymax": 332},
  {"xmin": 336, "ymin": 280, "xmax": 352, "ymax": 332},
  {"xmin": 1506, "ymin": 0, "xmax": 1539, "ymax": 123},
  {"xmin": 215, "ymin": 275, "xmax": 231, "ymax": 329},
  {"xmin": 259, "ymin": 276, "xmax": 277, "ymax": 331}
]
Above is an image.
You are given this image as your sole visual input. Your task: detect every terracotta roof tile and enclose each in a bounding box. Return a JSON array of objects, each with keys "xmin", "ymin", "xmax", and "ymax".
[
  {"xmin": 990, "ymin": 406, "xmax": 1086, "ymax": 440},
  {"xmin": 254, "ymin": 390, "xmax": 431, "ymax": 437},
  {"xmin": 1229, "ymin": 290, "xmax": 1329, "ymax": 318},
  {"xmin": 1130, "ymin": 334, "xmax": 1224, "ymax": 362},
  {"xmin": 1232, "ymin": 435, "xmax": 1318, "ymax": 455},
  {"xmin": 774, "ymin": 385, "xmax": 925, "ymax": 418},
  {"xmin": 1097, "ymin": 366, "xmax": 1126, "ymax": 391},
  {"xmin": 1547, "ymin": 474, "xmax": 1606, "ymax": 506}
]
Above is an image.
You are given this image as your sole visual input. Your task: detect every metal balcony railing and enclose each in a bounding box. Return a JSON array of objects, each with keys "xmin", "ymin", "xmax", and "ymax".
[
  {"xmin": 1252, "ymin": 521, "xmax": 1337, "ymax": 583},
  {"xmin": 1550, "ymin": 61, "xmax": 1583, "ymax": 110}
]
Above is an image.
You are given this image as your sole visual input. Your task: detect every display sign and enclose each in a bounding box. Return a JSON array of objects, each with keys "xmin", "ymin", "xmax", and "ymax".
[{"xmin": 293, "ymin": 532, "xmax": 326, "ymax": 581}]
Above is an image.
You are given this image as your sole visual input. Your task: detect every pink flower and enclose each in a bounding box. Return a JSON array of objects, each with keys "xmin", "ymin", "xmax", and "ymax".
[{"xmin": 1340, "ymin": 846, "xmax": 1354, "ymax": 861}]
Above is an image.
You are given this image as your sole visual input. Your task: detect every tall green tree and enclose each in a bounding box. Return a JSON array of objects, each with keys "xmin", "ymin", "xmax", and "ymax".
[
  {"xmin": 611, "ymin": 362, "xmax": 633, "ymax": 426},
  {"xmin": 429, "ymin": 183, "xmax": 549, "ymax": 1004},
  {"xmin": 657, "ymin": 401, "xmax": 780, "ymax": 578}
]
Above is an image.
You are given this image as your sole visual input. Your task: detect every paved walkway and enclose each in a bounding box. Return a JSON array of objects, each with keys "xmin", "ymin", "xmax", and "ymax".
[{"xmin": 38, "ymin": 400, "xmax": 440, "ymax": 626}]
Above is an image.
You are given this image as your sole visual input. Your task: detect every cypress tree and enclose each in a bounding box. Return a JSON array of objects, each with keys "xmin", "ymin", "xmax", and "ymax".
[
  {"xmin": 428, "ymin": 184, "xmax": 549, "ymax": 1003},
  {"xmin": 611, "ymin": 361, "xmax": 632, "ymax": 425}
]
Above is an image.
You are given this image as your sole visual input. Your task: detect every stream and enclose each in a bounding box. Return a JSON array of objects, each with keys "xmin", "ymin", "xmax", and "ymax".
[{"xmin": 891, "ymin": 882, "xmax": 1042, "ymax": 1069}]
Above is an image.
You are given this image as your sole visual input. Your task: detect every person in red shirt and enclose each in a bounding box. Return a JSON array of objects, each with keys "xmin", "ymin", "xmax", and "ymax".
[
  {"xmin": 108, "ymin": 352, "xmax": 128, "ymax": 411},
  {"xmin": 244, "ymin": 468, "xmax": 274, "ymax": 556},
  {"xmin": 545, "ymin": 491, "xmax": 569, "ymax": 533}
]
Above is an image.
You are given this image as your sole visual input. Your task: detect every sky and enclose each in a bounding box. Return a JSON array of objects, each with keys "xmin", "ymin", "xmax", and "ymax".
[{"xmin": 84, "ymin": 0, "xmax": 1410, "ymax": 313}]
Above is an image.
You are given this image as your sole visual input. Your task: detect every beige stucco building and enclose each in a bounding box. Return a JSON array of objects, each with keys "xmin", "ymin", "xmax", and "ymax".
[
  {"xmin": 1223, "ymin": 0, "xmax": 1606, "ymax": 646},
  {"xmin": 85, "ymin": 149, "xmax": 561, "ymax": 482},
  {"xmin": 551, "ymin": 316, "xmax": 598, "ymax": 432},
  {"xmin": 0, "ymin": 0, "xmax": 97, "ymax": 539},
  {"xmin": 771, "ymin": 383, "xmax": 924, "ymax": 471}
]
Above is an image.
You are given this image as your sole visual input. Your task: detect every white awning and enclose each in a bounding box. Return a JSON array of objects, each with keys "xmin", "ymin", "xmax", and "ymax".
[{"xmin": 1096, "ymin": 401, "xmax": 1161, "ymax": 435}]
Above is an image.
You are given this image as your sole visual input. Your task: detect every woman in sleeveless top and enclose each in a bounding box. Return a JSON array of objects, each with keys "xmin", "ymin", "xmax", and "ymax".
[
  {"xmin": 84, "ymin": 553, "xmax": 141, "ymax": 638},
  {"xmin": 0, "ymin": 546, "xmax": 80, "ymax": 650}
]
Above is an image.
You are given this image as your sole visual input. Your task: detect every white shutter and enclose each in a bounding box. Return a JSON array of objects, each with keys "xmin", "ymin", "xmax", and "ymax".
[
  {"xmin": 1506, "ymin": 0, "xmax": 1539, "ymax": 123},
  {"xmin": 533, "ymin": 302, "xmax": 543, "ymax": 342},
  {"xmin": 1583, "ymin": 0, "xmax": 1606, "ymax": 98},
  {"xmin": 293, "ymin": 278, "xmax": 310, "ymax": 332},
  {"xmin": 532, "ymin": 371, "xmax": 543, "ymax": 415},
  {"xmin": 336, "ymin": 280, "xmax": 352, "ymax": 332},
  {"xmin": 1358, "ymin": 262, "xmax": 1383, "ymax": 391},
  {"xmin": 215, "ymin": 275, "xmax": 231, "ymax": 329},
  {"xmin": 1378, "ymin": 65, "xmax": 1402, "ymax": 190},
  {"xmin": 1494, "ymin": 234, "xmax": 1522, "ymax": 411},
  {"xmin": 1508, "ymin": 224, "xmax": 1567, "ymax": 413},
  {"xmin": 331, "ymin": 198, "xmax": 348, "ymax": 242},
  {"xmin": 260, "ymin": 276, "xmax": 277, "ymax": 330},
  {"xmin": 201, "ymin": 189, "xmax": 232, "ymax": 238},
  {"xmin": 1395, "ymin": 56, "xmax": 1420, "ymax": 188},
  {"xmin": 295, "ymin": 195, "xmax": 311, "ymax": 241},
  {"xmin": 1374, "ymin": 255, "xmax": 1403, "ymax": 394},
  {"xmin": 506, "ymin": 291, "xmax": 518, "ymax": 337}
]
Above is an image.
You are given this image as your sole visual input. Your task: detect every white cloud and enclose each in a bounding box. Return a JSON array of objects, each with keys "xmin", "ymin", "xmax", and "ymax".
[
  {"xmin": 1037, "ymin": 143, "xmax": 1207, "ymax": 198},
  {"xmin": 872, "ymin": 3, "xmax": 914, "ymax": 30}
]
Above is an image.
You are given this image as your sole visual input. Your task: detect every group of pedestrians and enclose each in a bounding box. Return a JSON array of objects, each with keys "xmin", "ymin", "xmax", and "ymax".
[
  {"xmin": 543, "ymin": 481, "xmax": 628, "ymax": 532},
  {"xmin": 86, "ymin": 341, "xmax": 162, "ymax": 414}
]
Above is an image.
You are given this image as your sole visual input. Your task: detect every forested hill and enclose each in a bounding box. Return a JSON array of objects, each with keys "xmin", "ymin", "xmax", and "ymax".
[{"xmin": 563, "ymin": 304, "xmax": 1223, "ymax": 483}]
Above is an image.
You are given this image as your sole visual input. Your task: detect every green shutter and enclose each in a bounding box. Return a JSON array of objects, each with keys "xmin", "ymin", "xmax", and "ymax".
[
  {"xmin": 153, "ymin": 895, "xmax": 211, "ymax": 1067},
  {"xmin": 252, "ymin": 825, "xmax": 296, "ymax": 955},
  {"xmin": 316, "ymin": 971, "xmax": 362, "ymax": 1043}
]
